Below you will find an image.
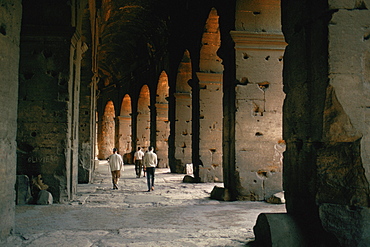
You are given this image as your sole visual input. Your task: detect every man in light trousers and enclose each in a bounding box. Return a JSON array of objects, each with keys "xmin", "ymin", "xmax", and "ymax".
[{"xmin": 107, "ymin": 148, "xmax": 124, "ymax": 190}]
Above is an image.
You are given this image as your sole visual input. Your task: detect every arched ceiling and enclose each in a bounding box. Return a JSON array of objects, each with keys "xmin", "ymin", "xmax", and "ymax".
[
  {"xmin": 98, "ymin": 0, "xmax": 169, "ymax": 84},
  {"xmin": 97, "ymin": 0, "xmax": 231, "ymax": 87}
]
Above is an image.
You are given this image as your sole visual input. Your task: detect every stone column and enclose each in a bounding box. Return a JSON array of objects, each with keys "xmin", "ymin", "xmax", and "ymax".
[
  {"xmin": 99, "ymin": 101, "xmax": 116, "ymax": 159},
  {"xmin": 78, "ymin": 27, "xmax": 94, "ymax": 183},
  {"xmin": 155, "ymin": 103, "xmax": 169, "ymax": 168},
  {"xmin": 197, "ymin": 72, "xmax": 223, "ymax": 182},
  {"xmin": 231, "ymin": 31, "xmax": 286, "ymax": 200},
  {"xmin": 137, "ymin": 108, "xmax": 150, "ymax": 150},
  {"xmin": 118, "ymin": 115, "xmax": 132, "ymax": 160},
  {"xmin": 174, "ymin": 92, "xmax": 192, "ymax": 172},
  {"xmin": 67, "ymin": 30, "xmax": 83, "ymax": 200},
  {"xmin": 173, "ymin": 51, "xmax": 192, "ymax": 173}
]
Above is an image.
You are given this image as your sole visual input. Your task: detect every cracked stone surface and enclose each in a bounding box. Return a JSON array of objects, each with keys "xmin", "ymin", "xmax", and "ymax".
[{"xmin": 4, "ymin": 161, "xmax": 286, "ymax": 246}]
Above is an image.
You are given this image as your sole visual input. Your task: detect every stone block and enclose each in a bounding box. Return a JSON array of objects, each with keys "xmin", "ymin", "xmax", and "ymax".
[
  {"xmin": 182, "ymin": 175, "xmax": 196, "ymax": 183},
  {"xmin": 319, "ymin": 203, "xmax": 370, "ymax": 246},
  {"xmin": 210, "ymin": 186, "xmax": 230, "ymax": 201},
  {"xmin": 37, "ymin": 190, "xmax": 53, "ymax": 205},
  {"xmin": 16, "ymin": 175, "xmax": 32, "ymax": 205},
  {"xmin": 266, "ymin": 192, "xmax": 285, "ymax": 204},
  {"xmin": 253, "ymin": 213, "xmax": 306, "ymax": 247}
]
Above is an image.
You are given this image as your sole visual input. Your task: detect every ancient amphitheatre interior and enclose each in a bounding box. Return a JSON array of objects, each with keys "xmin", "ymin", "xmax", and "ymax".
[{"xmin": 1, "ymin": 0, "xmax": 370, "ymax": 246}]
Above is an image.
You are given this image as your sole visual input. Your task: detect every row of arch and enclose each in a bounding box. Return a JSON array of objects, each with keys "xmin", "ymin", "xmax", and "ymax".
[
  {"xmin": 98, "ymin": 71, "xmax": 171, "ymax": 169},
  {"xmin": 96, "ymin": 8, "xmax": 224, "ymax": 182},
  {"xmin": 95, "ymin": 1, "xmax": 285, "ymax": 196}
]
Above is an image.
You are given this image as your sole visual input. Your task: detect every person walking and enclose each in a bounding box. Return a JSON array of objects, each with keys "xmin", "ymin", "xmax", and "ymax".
[
  {"xmin": 133, "ymin": 147, "xmax": 145, "ymax": 178},
  {"xmin": 107, "ymin": 148, "xmax": 124, "ymax": 190},
  {"xmin": 143, "ymin": 146, "xmax": 157, "ymax": 192}
]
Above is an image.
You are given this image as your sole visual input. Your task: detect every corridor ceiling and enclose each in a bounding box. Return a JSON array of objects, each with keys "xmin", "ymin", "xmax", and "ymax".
[
  {"xmin": 97, "ymin": 0, "xmax": 217, "ymax": 84},
  {"xmin": 98, "ymin": 0, "xmax": 169, "ymax": 83}
]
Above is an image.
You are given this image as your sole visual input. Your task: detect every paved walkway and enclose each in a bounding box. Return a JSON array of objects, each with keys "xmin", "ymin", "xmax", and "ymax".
[{"xmin": 5, "ymin": 161, "xmax": 286, "ymax": 247}]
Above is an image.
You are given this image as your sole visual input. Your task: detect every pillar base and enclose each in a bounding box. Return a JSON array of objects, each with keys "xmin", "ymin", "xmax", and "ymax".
[
  {"xmin": 210, "ymin": 186, "xmax": 231, "ymax": 201},
  {"xmin": 252, "ymin": 213, "xmax": 306, "ymax": 247}
]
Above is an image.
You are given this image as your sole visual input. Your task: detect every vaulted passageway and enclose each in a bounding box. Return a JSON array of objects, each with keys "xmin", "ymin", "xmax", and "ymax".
[
  {"xmin": 95, "ymin": 0, "xmax": 285, "ymax": 202},
  {"xmin": 2, "ymin": 0, "xmax": 370, "ymax": 245}
]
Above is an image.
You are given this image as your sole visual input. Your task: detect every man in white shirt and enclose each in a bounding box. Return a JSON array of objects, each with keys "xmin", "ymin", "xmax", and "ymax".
[
  {"xmin": 107, "ymin": 148, "xmax": 124, "ymax": 190},
  {"xmin": 133, "ymin": 147, "xmax": 145, "ymax": 178},
  {"xmin": 143, "ymin": 146, "xmax": 157, "ymax": 192}
]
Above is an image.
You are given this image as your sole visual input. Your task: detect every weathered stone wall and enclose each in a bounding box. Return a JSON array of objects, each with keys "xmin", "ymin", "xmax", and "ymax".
[
  {"xmin": 18, "ymin": 25, "xmax": 71, "ymax": 202},
  {"xmin": 198, "ymin": 73, "xmax": 223, "ymax": 182},
  {"xmin": 282, "ymin": 0, "xmax": 370, "ymax": 245},
  {"xmin": 233, "ymin": 0, "xmax": 285, "ymax": 200},
  {"xmin": 17, "ymin": 1, "xmax": 88, "ymax": 202},
  {"xmin": 0, "ymin": 0, "xmax": 21, "ymax": 240},
  {"xmin": 321, "ymin": 2, "xmax": 370, "ymax": 245}
]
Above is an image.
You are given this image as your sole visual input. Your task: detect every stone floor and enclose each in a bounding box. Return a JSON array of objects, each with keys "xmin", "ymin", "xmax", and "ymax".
[{"xmin": 4, "ymin": 161, "xmax": 286, "ymax": 247}]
